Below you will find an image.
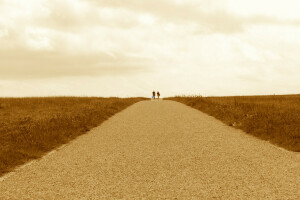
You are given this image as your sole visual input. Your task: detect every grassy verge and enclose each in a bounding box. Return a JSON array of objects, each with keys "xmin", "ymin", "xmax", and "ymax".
[
  {"xmin": 0, "ymin": 97, "xmax": 146, "ymax": 176},
  {"xmin": 167, "ymin": 95, "xmax": 300, "ymax": 152}
]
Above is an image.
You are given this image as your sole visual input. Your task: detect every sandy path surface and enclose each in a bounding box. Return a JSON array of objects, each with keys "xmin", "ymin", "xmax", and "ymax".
[{"xmin": 0, "ymin": 100, "xmax": 299, "ymax": 199}]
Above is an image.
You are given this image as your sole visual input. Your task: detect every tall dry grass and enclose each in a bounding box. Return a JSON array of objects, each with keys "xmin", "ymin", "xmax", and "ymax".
[
  {"xmin": 0, "ymin": 97, "xmax": 145, "ymax": 176},
  {"xmin": 168, "ymin": 95, "xmax": 300, "ymax": 152}
]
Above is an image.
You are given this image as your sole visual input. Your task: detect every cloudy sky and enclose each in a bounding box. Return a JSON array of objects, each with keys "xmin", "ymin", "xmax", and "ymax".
[{"xmin": 0, "ymin": 0, "xmax": 300, "ymax": 97}]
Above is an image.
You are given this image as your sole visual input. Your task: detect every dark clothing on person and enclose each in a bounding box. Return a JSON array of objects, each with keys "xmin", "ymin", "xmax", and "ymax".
[
  {"xmin": 152, "ymin": 91, "xmax": 156, "ymax": 99},
  {"xmin": 157, "ymin": 92, "xmax": 160, "ymax": 99}
]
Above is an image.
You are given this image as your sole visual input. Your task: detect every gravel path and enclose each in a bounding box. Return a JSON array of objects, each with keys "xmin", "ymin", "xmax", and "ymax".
[{"xmin": 0, "ymin": 100, "xmax": 299, "ymax": 199}]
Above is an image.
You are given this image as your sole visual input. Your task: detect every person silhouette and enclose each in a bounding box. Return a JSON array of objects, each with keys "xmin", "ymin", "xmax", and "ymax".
[
  {"xmin": 152, "ymin": 91, "xmax": 156, "ymax": 99},
  {"xmin": 157, "ymin": 91, "xmax": 160, "ymax": 99}
]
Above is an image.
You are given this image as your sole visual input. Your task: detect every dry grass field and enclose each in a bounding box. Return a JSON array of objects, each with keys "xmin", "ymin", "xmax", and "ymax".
[
  {"xmin": 0, "ymin": 97, "xmax": 145, "ymax": 176},
  {"xmin": 168, "ymin": 95, "xmax": 300, "ymax": 152}
]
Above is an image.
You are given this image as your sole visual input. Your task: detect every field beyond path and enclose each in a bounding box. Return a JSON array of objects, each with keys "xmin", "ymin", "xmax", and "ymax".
[{"xmin": 0, "ymin": 100, "xmax": 299, "ymax": 199}]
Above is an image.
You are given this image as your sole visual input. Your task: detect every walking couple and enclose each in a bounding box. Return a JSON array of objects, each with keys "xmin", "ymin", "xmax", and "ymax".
[{"xmin": 152, "ymin": 91, "xmax": 160, "ymax": 99}]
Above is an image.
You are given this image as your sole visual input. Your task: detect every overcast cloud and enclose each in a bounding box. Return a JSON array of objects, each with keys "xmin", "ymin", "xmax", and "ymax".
[{"xmin": 0, "ymin": 0, "xmax": 300, "ymax": 97}]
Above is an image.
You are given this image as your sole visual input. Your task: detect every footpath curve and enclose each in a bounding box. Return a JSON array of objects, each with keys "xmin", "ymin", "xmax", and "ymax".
[{"xmin": 0, "ymin": 100, "xmax": 299, "ymax": 199}]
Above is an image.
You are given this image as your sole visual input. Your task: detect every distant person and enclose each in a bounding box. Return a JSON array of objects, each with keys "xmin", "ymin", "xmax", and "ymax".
[
  {"xmin": 157, "ymin": 91, "xmax": 160, "ymax": 99},
  {"xmin": 152, "ymin": 91, "xmax": 156, "ymax": 99}
]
